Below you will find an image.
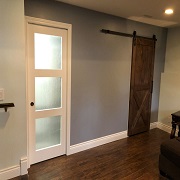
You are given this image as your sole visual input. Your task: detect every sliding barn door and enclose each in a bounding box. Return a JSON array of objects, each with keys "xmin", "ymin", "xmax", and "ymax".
[{"xmin": 128, "ymin": 37, "xmax": 156, "ymax": 136}]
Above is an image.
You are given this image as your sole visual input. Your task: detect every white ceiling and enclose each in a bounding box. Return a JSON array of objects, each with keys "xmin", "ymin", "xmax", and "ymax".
[{"xmin": 56, "ymin": 0, "xmax": 180, "ymax": 27}]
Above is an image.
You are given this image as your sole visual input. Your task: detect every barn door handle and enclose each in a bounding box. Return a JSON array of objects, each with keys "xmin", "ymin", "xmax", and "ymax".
[{"xmin": 151, "ymin": 81, "xmax": 153, "ymax": 93}]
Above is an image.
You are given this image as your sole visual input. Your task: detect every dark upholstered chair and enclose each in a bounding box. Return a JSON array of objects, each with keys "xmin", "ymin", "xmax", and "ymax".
[{"xmin": 159, "ymin": 138, "xmax": 180, "ymax": 179}]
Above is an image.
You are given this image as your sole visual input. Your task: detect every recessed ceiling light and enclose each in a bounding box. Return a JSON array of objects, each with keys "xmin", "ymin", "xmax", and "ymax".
[{"xmin": 165, "ymin": 9, "xmax": 174, "ymax": 15}]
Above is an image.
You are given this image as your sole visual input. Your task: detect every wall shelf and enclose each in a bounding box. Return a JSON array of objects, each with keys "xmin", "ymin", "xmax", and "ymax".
[{"xmin": 0, "ymin": 103, "xmax": 15, "ymax": 112}]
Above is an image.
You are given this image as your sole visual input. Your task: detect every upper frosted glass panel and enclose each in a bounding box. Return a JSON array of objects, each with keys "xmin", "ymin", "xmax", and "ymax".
[
  {"xmin": 34, "ymin": 33, "xmax": 62, "ymax": 69},
  {"xmin": 35, "ymin": 77, "xmax": 62, "ymax": 110}
]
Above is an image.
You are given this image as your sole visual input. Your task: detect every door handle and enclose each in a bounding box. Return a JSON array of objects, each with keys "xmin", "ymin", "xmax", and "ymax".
[{"xmin": 30, "ymin": 102, "xmax": 34, "ymax": 106}]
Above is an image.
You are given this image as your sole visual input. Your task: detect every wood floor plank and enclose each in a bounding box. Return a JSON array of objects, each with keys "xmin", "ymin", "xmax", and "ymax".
[{"xmin": 11, "ymin": 128, "xmax": 169, "ymax": 180}]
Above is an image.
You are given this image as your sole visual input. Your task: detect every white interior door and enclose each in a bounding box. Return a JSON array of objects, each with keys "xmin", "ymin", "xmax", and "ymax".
[{"xmin": 27, "ymin": 20, "xmax": 68, "ymax": 165}]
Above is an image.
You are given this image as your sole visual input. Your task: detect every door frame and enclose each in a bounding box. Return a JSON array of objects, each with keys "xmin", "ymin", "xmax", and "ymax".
[{"xmin": 26, "ymin": 16, "xmax": 72, "ymax": 168}]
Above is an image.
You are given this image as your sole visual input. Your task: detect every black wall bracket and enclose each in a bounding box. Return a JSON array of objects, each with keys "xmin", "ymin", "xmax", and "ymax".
[{"xmin": 0, "ymin": 103, "xmax": 15, "ymax": 112}]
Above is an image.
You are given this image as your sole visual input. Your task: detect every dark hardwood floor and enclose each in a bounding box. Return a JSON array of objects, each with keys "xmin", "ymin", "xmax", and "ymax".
[{"xmin": 12, "ymin": 128, "xmax": 169, "ymax": 180}]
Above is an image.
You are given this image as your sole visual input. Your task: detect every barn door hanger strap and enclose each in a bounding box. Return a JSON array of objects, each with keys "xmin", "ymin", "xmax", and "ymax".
[
  {"xmin": 101, "ymin": 29, "xmax": 157, "ymax": 41},
  {"xmin": 133, "ymin": 31, "xmax": 137, "ymax": 46}
]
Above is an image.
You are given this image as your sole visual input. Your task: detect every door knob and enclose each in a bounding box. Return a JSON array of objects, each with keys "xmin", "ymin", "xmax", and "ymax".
[{"xmin": 30, "ymin": 102, "xmax": 34, "ymax": 106}]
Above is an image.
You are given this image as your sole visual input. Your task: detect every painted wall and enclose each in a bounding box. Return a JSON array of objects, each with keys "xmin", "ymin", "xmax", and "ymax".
[
  {"xmin": 158, "ymin": 27, "xmax": 180, "ymax": 126},
  {"xmin": 0, "ymin": 0, "xmax": 26, "ymax": 170},
  {"xmin": 25, "ymin": 0, "xmax": 167, "ymax": 145}
]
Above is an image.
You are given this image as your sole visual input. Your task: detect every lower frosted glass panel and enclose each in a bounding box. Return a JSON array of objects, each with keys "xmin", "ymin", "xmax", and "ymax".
[{"xmin": 36, "ymin": 116, "xmax": 61, "ymax": 150}]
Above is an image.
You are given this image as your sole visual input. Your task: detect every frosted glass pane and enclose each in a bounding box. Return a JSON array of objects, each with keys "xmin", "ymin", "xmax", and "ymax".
[
  {"xmin": 36, "ymin": 116, "xmax": 61, "ymax": 150},
  {"xmin": 35, "ymin": 77, "xmax": 61, "ymax": 110},
  {"xmin": 34, "ymin": 33, "xmax": 62, "ymax": 69}
]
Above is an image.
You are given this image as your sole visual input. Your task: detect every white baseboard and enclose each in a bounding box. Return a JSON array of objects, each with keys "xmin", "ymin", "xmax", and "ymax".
[
  {"xmin": 151, "ymin": 122, "xmax": 175, "ymax": 135},
  {"xmin": 156, "ymin": 122, "xmax": 180, "ymax": 136},
  {"xmin": 150, "ymin": 122, "xmax": 158, "ymax": 129},
  {"xmin": 157, "ymin": 122, "xmax": 171, "ymax": 134},
  {"xmin": 20, "ymin": 157, "xmax": 28, "ymax": 175},
  {"xmin": 0, "ymin": 157, "xmax": 28, "ymax": 180},
  {"xmin": 68, "ymin": 122, "xmax": 168, "ymax": 155},
  {"xmin": 68, "ymin": 130, "xmax": 128, "ymax": 155},
  {"xmin": 0, "ymin": 165, "xmax": 20, "ymax": 180}
]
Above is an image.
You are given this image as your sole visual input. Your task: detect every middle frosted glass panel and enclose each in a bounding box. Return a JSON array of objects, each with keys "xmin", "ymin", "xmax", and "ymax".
[{"xmin": 35, "ymin": 77, "xmax": 61, "ymax": 110}]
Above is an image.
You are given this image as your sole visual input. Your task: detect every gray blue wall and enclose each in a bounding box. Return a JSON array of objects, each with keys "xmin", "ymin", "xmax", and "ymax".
[{"xmin": 25, "ymin": 0, "xmax": 167, "ymax": 145}]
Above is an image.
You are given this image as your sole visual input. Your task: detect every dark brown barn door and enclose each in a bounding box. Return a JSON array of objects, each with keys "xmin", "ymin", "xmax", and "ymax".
[{"xmin": 128, "ymin": 37, "xmax": 156, "ymax": 136}]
